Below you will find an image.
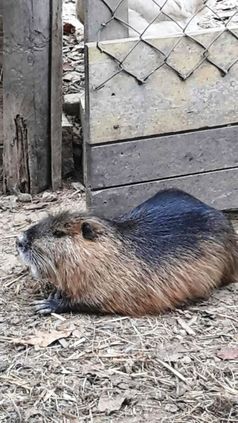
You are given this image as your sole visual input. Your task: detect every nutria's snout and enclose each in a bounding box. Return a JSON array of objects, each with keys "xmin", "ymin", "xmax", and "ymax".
[
  {"xmin": 16, "ymin": 231, "xmax": 34, "ymax": 272},
  {"xmin": 16, "ymin": 228, "xmax": 45, "ymax": 279},
  {"xmin": 16, "ymin": 233, "xmax": 30, "ymax": 254}
]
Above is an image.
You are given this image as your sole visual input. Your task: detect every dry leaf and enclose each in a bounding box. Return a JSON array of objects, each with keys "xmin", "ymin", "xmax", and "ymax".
[
  {"xmin": 12, "ymin": 328, "xmax": 73, "ymax": 348},
  {"xmin": 98, "ymin": 395, "xmax": 126, "ymax": 414},
  {"xmin": 72, "ymin": 329, "xmax": 84, "ymax": 339},
  {"xmin": 63, "ymin": 62, "xmax": 74, "ymax": 72},
  {"xmin": 57, "ymin": 321, "xmax": 76, "ymax": 331},
  {"xmin": 63, "ymin": 23, "xmax": 76, "ymax": 35},
  {"xmin": 217, "ymin": 347, "xmax": 238, "ymax": 361}
]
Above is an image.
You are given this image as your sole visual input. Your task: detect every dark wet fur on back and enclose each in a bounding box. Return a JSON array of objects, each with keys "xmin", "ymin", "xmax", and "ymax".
[{"xmin": 114, "ymin": 189, "xmax": 234, "ymax": 265}]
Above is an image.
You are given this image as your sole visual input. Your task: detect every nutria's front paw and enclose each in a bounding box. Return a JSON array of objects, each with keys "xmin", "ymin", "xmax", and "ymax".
[{"xmin": 33, "ymin": 290, "xmax": 63, "ymax": 315}]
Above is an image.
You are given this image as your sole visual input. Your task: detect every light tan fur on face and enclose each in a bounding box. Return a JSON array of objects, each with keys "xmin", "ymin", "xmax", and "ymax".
[{"xmin": 30, "ymin": 217, "xmax": 238, "ymax": 316}]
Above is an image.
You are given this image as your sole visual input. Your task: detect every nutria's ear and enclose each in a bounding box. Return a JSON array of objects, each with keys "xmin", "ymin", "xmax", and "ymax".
[{"xmin": 81, "ymin": 220, "xmax": 104, "ymax": 241}]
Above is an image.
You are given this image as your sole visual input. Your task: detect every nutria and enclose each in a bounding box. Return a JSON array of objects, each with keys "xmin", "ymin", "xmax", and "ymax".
[{"xmin": 16, "ymin": 189, "xmax": 238, "ymax": 316}]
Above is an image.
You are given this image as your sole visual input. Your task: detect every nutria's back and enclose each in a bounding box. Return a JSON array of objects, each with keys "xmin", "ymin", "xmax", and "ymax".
[
  {"xmin": 17, "ymin": 189, "xmax": 238, "ymax": 316},
  {"xmin": 114, "ymin": 189, "xmax": 235, "ymax": 264}
]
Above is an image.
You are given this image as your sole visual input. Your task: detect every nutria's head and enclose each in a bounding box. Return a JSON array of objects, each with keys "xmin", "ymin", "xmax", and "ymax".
[{"xmin": 16, "ymin": 211, "xmax": 112, "ymax": 283}]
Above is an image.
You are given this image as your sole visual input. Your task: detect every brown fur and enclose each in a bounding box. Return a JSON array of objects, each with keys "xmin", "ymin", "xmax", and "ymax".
[{"xmin": 62, "ymin": 237, "xmax": 238, "ymax": 316}]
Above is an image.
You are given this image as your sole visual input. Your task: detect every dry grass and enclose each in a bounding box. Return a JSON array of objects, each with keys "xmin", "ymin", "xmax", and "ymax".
[{"xmin": 0, "ymin": 188, "xmax": 238, "ymax": 423}]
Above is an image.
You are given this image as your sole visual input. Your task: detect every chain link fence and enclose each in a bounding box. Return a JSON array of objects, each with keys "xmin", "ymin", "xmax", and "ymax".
[{"xmin": 94, "ymin": 0, "xmax": 238, "ymax": 89}]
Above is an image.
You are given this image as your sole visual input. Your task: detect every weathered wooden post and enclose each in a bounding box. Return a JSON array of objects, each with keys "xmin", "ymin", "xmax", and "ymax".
[
  {"xmin": 3, "ymin": 0, "xmax": 62, "ymax": 194},
  {"xmin": 0, "ymin": 8, "xmax": 3, "ymax": 190}
]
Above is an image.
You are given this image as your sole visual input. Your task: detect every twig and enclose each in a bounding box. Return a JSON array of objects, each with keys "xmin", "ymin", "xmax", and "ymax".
[
  {"xmin": 51, "ymin": 313, "xmax": 67, "ymax": 321},
  {"xmin": 156, "ymin": 358, "xmax": 188, "ymax": 384},
  {"xmin": 177, "ymin": 317, "xmax": 196, "ymax": 336},
  {"xmin": 4, "ymin": 272, "xmax": 27, "ymax": 287}
]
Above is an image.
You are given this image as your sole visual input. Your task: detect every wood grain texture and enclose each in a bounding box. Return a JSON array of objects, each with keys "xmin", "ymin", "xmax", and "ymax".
[
  {"xmin": 0, "ymin": 144, "xmax": 2, "ymax": 192},
  {"xmin": 3, "ymin": 0, "xmax": 51, "ymax": 193},
  {"xmin": 51, "ymin": 0, "xmax": 63, "ymax": 190},
  {"xmin": 86, "ymin": 126, "xmax": 238, "ymax": 189},
  {"xmin": 86, "ymin": 27, "xmax": 238, "ymax": 144},
  {"xmin": 87, "ymin": 168, "xmax": 238, "ymax": 218},
  {"xmin": 0, "ymin": 15, "xmax": 2, "ymax": 148},
  {"xmin": 0, "ymin": 12, "xmax": 3, "ymax": 144},
  {"xmin": 0, "ymin": 15, "xmax": 3, "ymax": 190},
  {"xmin": 84, "ymin": 0, "xmax": 128, "ymax": 43},
  {"xmin": 0, "ymin": 79, "xmax": 2, "ymax": 146}
]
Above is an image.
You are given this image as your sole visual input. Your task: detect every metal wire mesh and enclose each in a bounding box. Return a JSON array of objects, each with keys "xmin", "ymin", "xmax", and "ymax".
[{"xmin": 94, "ymin": 0, "xmax": 238, "ymax": 90}]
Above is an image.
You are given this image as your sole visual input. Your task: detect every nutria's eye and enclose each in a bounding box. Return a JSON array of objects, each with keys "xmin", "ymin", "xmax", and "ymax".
[
  {"xmin": 53, "ymin": 230, "xmax": 66, "ymax": 238},
  {"xmin": 81, "ymin": 222, "xmax": 97, "ymax": 241}
]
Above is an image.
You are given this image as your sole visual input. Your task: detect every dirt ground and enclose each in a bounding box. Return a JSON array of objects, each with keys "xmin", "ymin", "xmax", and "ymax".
[{"xmin": 0, "ymin": 189, "xmax": 238, "ymax": 423}]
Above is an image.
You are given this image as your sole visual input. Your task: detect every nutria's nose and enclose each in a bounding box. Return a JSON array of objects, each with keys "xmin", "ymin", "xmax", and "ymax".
[{"xmin": 16, "ymin": 233, "xmax": 29, "ymax": 252}]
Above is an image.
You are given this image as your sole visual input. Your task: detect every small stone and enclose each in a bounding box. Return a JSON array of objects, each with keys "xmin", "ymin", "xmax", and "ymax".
[{"xmin": 17, "ymin": 193, "xmax": 32, "ymax": 203}]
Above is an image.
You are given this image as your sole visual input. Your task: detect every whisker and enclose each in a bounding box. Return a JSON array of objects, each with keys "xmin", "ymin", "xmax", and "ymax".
[{"xmin": 31, "ymin": 249, "xmax": 60, "ymax": 281}]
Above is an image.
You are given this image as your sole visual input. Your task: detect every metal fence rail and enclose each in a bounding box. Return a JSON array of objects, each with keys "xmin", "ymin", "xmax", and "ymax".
[{"xmin": 94, "ymin": 0, "xmax": 238, "ymax": 88}]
